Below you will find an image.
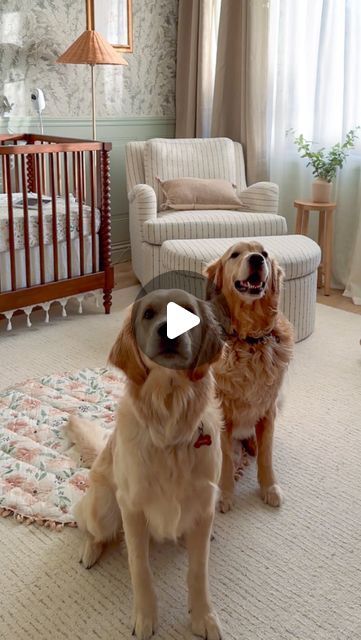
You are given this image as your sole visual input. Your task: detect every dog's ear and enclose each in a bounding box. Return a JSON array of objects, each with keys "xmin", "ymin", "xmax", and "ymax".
[
  {"xmin": 270, "ymin": 259, "xmax": 284, "ymax": 295},
  {"xmin": 188, "ymin": 301, "xmax": 223, "ymax": 381},
  {"xmin": 204, "ymin": 257, "xmax": 224, "ymax": 295},
  {"xmin": 108, "ymin": 307, "xmax": 148, "ymax": 385},
  {"xmin": 204, "ymin": 258, "xmax": 232, "ymax": 334}
]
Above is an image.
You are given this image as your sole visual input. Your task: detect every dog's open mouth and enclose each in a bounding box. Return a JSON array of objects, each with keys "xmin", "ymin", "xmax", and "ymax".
[
  {"xmin": 155, "ymin": 347, "xmax": 190, "ymax": 367},
  {"xmin": 159, "ymin": 348, "xmax": 179, "ymax": 358},
  {"xmin": 234, "ymin": 276, "xmax": 266, "ymax": 296},
  {"xmin": 158, "ymin": 343, "xmax": 179, "ymax": 356},
  {"xmin": 157, "ymin": 338, "xmax": 185, "ymax": 359}
]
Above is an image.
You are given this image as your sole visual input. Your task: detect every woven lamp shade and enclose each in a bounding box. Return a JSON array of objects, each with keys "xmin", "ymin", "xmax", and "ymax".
[{"xmin": 56, "ymin": 29, "xmax": 128, "ymax": 66}]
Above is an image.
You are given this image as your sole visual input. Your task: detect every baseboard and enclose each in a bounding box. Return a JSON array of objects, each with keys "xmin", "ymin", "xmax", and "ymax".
[{"xmin": 112, "ymin": 241, "xmax": 131, "ymax": 263}]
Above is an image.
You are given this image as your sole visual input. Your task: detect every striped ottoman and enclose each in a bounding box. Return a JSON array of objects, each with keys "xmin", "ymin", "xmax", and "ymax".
[{"xmin": 160, "ymin": 235, "xmax": 321, "ymax": 342}]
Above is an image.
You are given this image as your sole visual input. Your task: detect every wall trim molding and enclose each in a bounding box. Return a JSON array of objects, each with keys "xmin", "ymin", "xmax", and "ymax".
[
  {"xmin": 112, "ymin": 240, "xmax": 131, "ymax": 264},
  {"xmin": 112, "ymin": 212, "xmax": 130, "ymax": 220},
  {"xmin": 0, "ymin": 115, "xmax": 175, "ymax": 133}
]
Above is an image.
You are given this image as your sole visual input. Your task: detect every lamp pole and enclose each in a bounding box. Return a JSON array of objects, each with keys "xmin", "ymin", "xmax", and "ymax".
[{"xmin": 91, "ymin": 63, "xmax": 96, "ymax": 140}]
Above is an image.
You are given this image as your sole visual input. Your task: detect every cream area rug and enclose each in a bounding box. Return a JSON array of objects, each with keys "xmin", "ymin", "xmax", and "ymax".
[{"xmin": 0, "ymin": 294, "xmax": 361, "ymax": 640}]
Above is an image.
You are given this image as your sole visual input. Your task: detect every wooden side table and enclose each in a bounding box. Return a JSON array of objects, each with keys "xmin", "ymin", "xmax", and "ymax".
[{"xmin": 294, "ymin": 200, "xmax": 336, "ymax": 296}]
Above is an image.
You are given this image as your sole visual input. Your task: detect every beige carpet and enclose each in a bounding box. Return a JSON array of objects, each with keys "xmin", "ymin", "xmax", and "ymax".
[{"xmin": 0, "ymin": 295, "xmax": 360, "ymax": 640}]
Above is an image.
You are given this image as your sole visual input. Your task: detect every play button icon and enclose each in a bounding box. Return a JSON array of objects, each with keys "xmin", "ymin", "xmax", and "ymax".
[
  {"xmin": 131, "ymin": 270, "xmax": 225, "ymax": 369},
  {"xmin": 167, "ymin": 302, "xmax": 200, "ymax": 339}
]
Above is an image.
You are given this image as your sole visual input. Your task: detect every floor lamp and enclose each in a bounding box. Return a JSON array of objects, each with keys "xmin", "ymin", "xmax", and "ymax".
[{"xmin": 56, "ymin": 30, "xmax": 128, "ymax": 140}]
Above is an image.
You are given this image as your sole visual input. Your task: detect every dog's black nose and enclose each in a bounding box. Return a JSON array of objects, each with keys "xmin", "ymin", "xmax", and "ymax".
[
  {"xmin": 157, "ymin": 322, "xmax": 168, "ymax": 339},
  {"xmin": 248, "ymin": 253, "xmax": 264, "ymax": 269}
]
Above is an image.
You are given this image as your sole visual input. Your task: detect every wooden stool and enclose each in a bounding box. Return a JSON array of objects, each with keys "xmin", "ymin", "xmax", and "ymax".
[{"xmin": 294, "ymin": 200, "xmax": 336, "ymax": 296}]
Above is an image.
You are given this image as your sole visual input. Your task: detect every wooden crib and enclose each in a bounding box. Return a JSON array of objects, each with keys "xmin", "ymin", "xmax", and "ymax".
[{"xmin": 0, "ymin": 133, "xmax": 114, "ymax": 327}]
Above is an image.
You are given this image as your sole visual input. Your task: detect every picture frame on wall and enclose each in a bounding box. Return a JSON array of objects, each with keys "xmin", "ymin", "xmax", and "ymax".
[{"xmin": 86, "ymin": 0, "xmax": 133, "ymax": 53}]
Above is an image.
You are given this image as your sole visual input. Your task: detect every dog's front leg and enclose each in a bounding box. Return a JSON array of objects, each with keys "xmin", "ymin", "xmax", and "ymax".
[
  {"xmin": 186, "ymin": 514, "xmax": 222, "ymax": 640},
  {"xmin": 256, "ymin": 408, "xmax": 283, "ymax": 507},
  {"xmin": 121, "ymin": 505, "xmax": 158, "ymax": 640},
  {"xmin": 218, "ymin": 427, "xmax": 235, "ymax": 513}
]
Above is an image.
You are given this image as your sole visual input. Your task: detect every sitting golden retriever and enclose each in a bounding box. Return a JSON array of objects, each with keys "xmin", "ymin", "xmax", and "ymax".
[
  {"xmin": 67, "ymin": 289, "xmax": 224, "ymax": 640},
  {"xmin": 205, "ymin": 241, "xmax": 294, "ymax": 513}
]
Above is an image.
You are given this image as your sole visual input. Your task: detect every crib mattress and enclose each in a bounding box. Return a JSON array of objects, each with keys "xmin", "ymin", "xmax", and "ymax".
[{"xmin": 0, "ymin": 193, "xmax": 101, "ymax": 253}]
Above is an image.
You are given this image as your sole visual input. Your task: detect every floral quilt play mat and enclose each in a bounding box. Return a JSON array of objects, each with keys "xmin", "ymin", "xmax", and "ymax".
[{"xmin": 0, "ymin": 368, "xmax": 124, "ymax": 529}]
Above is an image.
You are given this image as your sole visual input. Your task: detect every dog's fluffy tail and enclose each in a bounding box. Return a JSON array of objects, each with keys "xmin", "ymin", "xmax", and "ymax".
[{"xmin": 65, "ymin": 416, "xmax": 108, "ymax": 468}]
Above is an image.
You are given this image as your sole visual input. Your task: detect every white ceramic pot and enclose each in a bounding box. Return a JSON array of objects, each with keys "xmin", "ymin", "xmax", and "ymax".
[{"xmin": 312, "ymin": 179, "xmax": 332, "ymax": 203}]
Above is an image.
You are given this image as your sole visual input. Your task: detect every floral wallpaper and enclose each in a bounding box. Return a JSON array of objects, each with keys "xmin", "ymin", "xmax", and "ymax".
[{"xmin": 0, "ymin": 0, "xmax": 178, "ymax": 117}]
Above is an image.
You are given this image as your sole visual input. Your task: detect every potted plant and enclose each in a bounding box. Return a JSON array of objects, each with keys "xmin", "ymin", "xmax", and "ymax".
[{"xmin": 289, "ymin": 128, "xmax": 359, "ymax": 203}]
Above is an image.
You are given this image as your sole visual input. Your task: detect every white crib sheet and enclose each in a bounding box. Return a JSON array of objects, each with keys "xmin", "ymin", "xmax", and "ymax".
[{"xmin": 0, "ymin": 193, "xmax": 101, "ymax": 253}]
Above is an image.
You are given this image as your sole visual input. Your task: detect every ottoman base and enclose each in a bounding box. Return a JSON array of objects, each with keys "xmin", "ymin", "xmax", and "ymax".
[{"xmin": 280, "ymin": 270, "xmax": 317, "ymax": 342}]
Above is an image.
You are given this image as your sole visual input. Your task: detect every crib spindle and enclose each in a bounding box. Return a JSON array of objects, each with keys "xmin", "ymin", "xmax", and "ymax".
[
  {"xmin": 1, "ymin": 141, "xmax": 6, "ymax": 194},
  {"xmin": 56, "ymin": 153, "xmax": 61, "ymax": 195},
  {"xmin": 14, "ymin": 144, "xmax": 20, "ymax": 192},
  {"xmin": 81, "ymin": 151, "xmax": 86, "ymax": 203},
  {"xmin": 20, "ymin": 155, "xmax": 31, "ymax": 287},
  {"xmin": 63, "ymin": 152, "xmax": 72, "ymax": 278},
  {"xmin": 35, "ymin": 153, "xmax": 46, "ymax": 284},
  {"xmin": 40, "ymin": 142, "xmax": 46, "ymax": 195},
  {"xmin": 77, "ymin": 152, "xmax": 85, "ymax": 275},
  {"xmin": 72, "ymin": 151, "xmax": 77, "ymax": 198},
  {"xmin": 100, "ymin": 149, "xmax": 112, "ymax": 313},
  {"xmin": 26, "ymin": 152, "xmax": 35, "ymax": 192},
  {"xmin": 5, "ymin": 155, "xmax": 17, "ymax": 291},
  {"xmin": 89, "ymin": 150, "xmax": 97, "ymax": 273},
  {"xmin": 49, "ymin": 154, "xmax": 59, "ymax": 281},
  {"xmin": 0, "ymin": 145, "xmax": 6, "ymax": 292}
]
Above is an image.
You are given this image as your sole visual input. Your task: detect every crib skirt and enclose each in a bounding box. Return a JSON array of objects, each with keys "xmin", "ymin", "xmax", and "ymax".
[{"xmin": 0, "ymin": 236, "xmax": 99, "ymax": 293}]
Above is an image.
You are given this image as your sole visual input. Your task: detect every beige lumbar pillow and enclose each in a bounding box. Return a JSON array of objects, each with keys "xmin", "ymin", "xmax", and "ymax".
[{"xmin": 156, "ymin": 177, "xmax": 242, "ymax": 211}]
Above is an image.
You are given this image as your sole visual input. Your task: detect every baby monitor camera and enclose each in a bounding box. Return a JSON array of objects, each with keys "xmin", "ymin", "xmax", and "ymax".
[
  {"xmin": 30, "ymin": 88, "xmax": 46, "ymax": 114},
  {"xmin": 30, "ymin": 88, "xmax": 45, "ymax": 134}
]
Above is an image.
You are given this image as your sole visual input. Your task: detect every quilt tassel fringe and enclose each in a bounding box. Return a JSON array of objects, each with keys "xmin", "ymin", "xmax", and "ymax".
[{"xmin": 0, "ymin": 506, "xmax": 77, "ymax": 531}]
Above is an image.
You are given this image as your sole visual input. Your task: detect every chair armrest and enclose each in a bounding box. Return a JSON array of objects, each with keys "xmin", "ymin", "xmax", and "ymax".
[
  {"xmin": 129, "ymin": 184, "xmax": 157, "ymax": 241},
  {"xmin": 129, "ymin": 183, "xmax": 157, "ymax": 213},
  {"xmin": 238, "ymin": 182, "xmax": 279, "ymax": 214}
]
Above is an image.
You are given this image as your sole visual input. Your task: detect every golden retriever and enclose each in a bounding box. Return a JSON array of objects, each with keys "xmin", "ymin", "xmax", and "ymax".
[
  {"xmin": 66, "ymin": 289, "xmax": 224, "ymax": 640},
  {"xmin": 205, "ymin": 241, "xmax": 294, "ymax": 513}
]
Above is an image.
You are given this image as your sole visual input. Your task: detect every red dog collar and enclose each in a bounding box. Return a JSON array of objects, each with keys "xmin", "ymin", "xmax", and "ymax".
[{"xmin": 194, "ymin": 423, "xmax": 212, "ymax": 448}]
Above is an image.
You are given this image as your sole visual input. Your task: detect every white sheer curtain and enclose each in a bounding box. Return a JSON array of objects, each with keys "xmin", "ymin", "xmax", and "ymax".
[
  {"xmin": 199, "ymin": 0, "xmax": 221, "ymax": 138},
  {"xmin": 269, "ymin": 0, "xmax": 361, "ymax": 298}
]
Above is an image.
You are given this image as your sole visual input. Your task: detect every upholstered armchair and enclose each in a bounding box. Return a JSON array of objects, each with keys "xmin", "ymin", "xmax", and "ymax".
[{"xmin": 125, "ymin": 137, "xmax": 286, "ymax": 285}]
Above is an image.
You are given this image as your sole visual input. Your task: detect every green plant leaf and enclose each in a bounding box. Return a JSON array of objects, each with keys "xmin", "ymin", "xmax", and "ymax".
[{"xmin": 290, "ymin": 127, "xmax": 359, "ymax": 181}]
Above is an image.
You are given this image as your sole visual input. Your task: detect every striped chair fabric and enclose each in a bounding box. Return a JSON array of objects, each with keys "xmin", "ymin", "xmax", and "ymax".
[
  {"xmin": 143, "ymin": 210, "xmax": 287, "ymax": 245},
  {"xmin": 125, "ymin": 138, "xmax": 285, "ymax": 284}
]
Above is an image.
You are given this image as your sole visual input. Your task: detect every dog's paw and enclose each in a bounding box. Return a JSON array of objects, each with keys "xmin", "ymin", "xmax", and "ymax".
[
  {"xmin": 65, "ymin": 415, "xmax": 81, "ymax": 443},
  {"xmin": 79, "ymin": 536, "xmax": 103, "ymax": 569},
  {"xmin": 218, "ymin": 492, "xmax": 234, "ymax": 514},
  {"xmin": 191, "ymin": 610, "xmax": 222, "ymax": 640},
  {"xmin": 132, "ymin": 604, "xmax": 158, "ymax": 640},
  {"xmin": 261, "ymin": 483, "xmax": 283, "ymax": 507},
  {"xmin": 234, "ymin": 465, "xmax": 244, "ymax": 481}
]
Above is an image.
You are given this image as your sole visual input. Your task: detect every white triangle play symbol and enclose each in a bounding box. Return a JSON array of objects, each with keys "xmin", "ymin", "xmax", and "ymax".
[{"xmin": 167, "ymin": 302, "xmax": 200, "ymax": 339}]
